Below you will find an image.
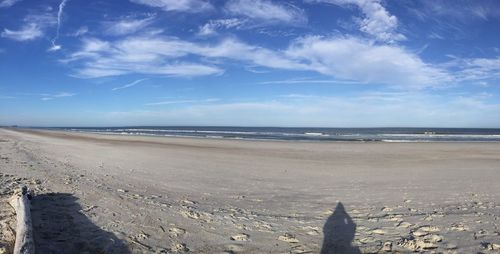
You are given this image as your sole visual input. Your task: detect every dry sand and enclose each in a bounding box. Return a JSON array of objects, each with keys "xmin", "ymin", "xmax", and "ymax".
[{"xmin": 0, "ymin": 128, "xmax": 499, "ymax": 253}]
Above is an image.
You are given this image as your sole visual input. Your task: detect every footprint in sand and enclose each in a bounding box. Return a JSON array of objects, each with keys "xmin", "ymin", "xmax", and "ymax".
[
  {"xmin": 358, "ymin": 236, "xmax": 377, "ymax": 244},
  {"xmin": 398, "ymin": 238, "xmax": 439, "ymax": 251},
  {"xmin": 169, "ymin": 227, "xmax": 186, "ymax": 237},
  {"xmin": 423, "ymin": 215, "xmax": 433, "ymax": 221},
  {"xmin": 450, "ymin": 223, "xmax": 469, "ymax": 232},
  {"xmin": 382, "ymin": 241, "xmax": 393, "ymax": 252},
  {"xmin": 181, "ymin": 210, "xmax": 201, "ymax": 219},
  {"xmin": 137, "ymin": 231, "xmax": 150, "ymax": 240},
  {"xmin": 278, "ymin": 233, "xmax": 299, "ymax": 243},
  {"xmin": 230, "ymin": 233, "xmax": 250, "ymax": 241},
  {"xmin": 290, "ymin": 244, "xmax": 312, "ymax": 254},
  {"xmin": 381, "ymin": 206, "xmax": 393, "ymax": 212},
  {"xmin": 423, "ymin": 234, "xmax": 443, "ymax": 243},
  {"xmin": 412, "ymin": 225, "xmax": 440, "ymax": 237},
  {"xmin": 386, "ymin": 215, "xmax": 403, "ymax": 222},
  {"xmin": 181, "ymin": 199, "xmax": 196, "ymax": 205},
  {"xmin": 417, "ymin": 225, "xmax": 440, "ymax": 233},
  {"xmin": 396, "ymin": 221, "xmax": 412, "ymax": 228},
  {"xmin": 371, "ymin": 228, "xmax": 387, "ymax": 235},
  {"xmin": 170, "ymin": 242, "xmax": 189, "ymax": 252}
]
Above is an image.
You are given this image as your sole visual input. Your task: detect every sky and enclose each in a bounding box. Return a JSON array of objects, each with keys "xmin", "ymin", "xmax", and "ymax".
[{"xmin": 0, "ymin": 0, "xmax": 500, "ymax": 127}]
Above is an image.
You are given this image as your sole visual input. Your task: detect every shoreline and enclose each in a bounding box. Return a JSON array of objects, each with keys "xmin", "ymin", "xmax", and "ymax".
[{"xmin": 6, "ymin": 127, "xmax": 500, "ymax": 144}]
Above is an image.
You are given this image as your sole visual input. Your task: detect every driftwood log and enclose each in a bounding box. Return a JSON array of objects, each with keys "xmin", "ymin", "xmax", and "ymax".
[{"xmin": 8, "ymin": 186, "xmax": 35, "ymax": 254}]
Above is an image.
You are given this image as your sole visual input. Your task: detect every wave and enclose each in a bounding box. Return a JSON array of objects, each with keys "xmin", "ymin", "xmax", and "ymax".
[
  {"xmin": 380, "ymin": 134, "xmax": 500, "ymax": 138},
  {"xmin": 57, "ymin": 127, "xmax": 500, "ymax": 142}
]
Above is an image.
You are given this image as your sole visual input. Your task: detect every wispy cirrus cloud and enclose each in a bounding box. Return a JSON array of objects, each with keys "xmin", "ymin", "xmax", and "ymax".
[
  {"xmin": 401, "ymin": 1, "xmax": 492, "ymax": 40},
  {"xmin": 225, "ymin": 0, "xmax": 307, "ymax": 25},
  {"xmin": 446, "ymin": 57, "xmax": 500, "ymax": 82},
  {"xmin": 112, "ymin": 78, "xmax": 148, "ymax": 91},
  {"xmin": 103, "ymin": 16, "xmax": 155, "ymax": 36},
  {"xmin": 412, "ymin": 0, "xmax": 500, "ymax": 22},
  {"xmin": 41, "ymin": 92, "xmax": 76, "ymax": 101},
  {"xmin": 259, "ymin": 78, "xmax": 365, "ymax": 85},
  {"xmin": 307, "ymin": 0, "xmax": 405, "ymax": 42},
  {"xmin": 146, "ymin": 98, "xmax": 219, "ymax": 106},
  {"xmin": 130, "ymin": 0, "xmax": 213, "ymax": 13},
  {"xmin": 69, "ymin": 26, "xmax": 89, "ymax": 37},
  {"xmin": 1, "ymin": 23, "xmax": 45, "ymax": 41},
  {"xmin": 198, "ymin": 18, "xmax": 244, "ymax": 36},
  {"xmin": 0, "ymin": 0, "xmax": 21, "ymax": 8},
  {"xmin": 1, "ymin": 13, "xmax": 56, "ymax": 41}
]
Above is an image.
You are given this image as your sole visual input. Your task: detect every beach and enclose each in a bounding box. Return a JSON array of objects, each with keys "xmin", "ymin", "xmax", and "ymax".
[{"xmin": 0, "ymin": 128, "xmax": 499, "ymax": 253}]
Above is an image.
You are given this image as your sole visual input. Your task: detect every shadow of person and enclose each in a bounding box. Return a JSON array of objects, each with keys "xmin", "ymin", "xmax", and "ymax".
[
  {"xmin": 321, "ymin": 202, "xmax": 361, "ymax": 254},
  {"xmin": 31, "ymin": 193, "xmax": 130, "ymax": 254}
]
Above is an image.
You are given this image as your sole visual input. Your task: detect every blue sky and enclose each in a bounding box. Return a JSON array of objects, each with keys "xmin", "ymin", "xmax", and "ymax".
[{"xmin": 1, "ymin": 0, "xmax": 500, "ymax": 127}]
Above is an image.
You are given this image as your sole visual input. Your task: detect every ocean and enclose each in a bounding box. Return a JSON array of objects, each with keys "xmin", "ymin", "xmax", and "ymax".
[{"xmin": 44, "ymin": 127, "xmax": 500, "ymax": 142}]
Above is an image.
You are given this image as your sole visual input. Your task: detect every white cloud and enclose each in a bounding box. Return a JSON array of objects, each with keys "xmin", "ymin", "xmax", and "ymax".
[
  {"xmin": 1, "ymin": 13, "xmax": 56, "ymax": 41},
  {"xmin": 195, "ymin": 38, "xmax": 308, "ymax": 70},
  {"xmin": 284, "ymin": 36, "xmax": 451, "ymax": 88},
  {"xmin": 64, "ymin": 36, "xmax": 297, "ymax": 78},
  {"xmin": 308, "ymin": 0, "xmax": 405, "ymax": 42},
  {"xmin": 65, "ymin": 35, "xmax": 450, "ymax": 88},
  {"xmin": 64, "ymin": 37, "xmax": 224, "ymax": 77},
  {"xmin": 48, "ymin": 44, "xmax": 62, "ymax": 52},
  {"xmin": 41, "ymin": 92, "xmax": 76, "ymax": 101},
  {"xmin": 448, "ymin": 57, "xmax": 500, "ymax": 82},
  {"xmin": 104, "ymin": 16, "xmax": 155, "ymax": 36},
  {"xmin": 69, "ymin": 26, "xmax": 89, "ymax": 37},
  {"xmin": 112, "ymin": 78, "xmax": 148, "ymax": 91},
  {"xmin": 259, "ymin": 78, "xmax": 364, "ymax": 85},
  {"xmin": 225, "ymin": 0, "xmax": 307, "ymax": 25},
  {"xmin": 414, "ymin": 0, "xmax": 500, "ymax": 22},
  {"xmin": 130, "ymin": 0, "xmax": 213, "ymax": 12},
  {"xmin": 0, "ymin": 0, "xmax": 21, "ymax": 8},
  {"xmin": 74, "ymin": 68, "xmax": 127, "ymax": 78},
  {"xmin": 1, "ymin": 23, "xmax": 44, "ymax": 41},
  {"xmin": 198, "ymin": 18, "xmax": 244, "ymax": 36},
  {"xmin": 146, "ymin": 98, "xmax": 219, "ymax": 106}
]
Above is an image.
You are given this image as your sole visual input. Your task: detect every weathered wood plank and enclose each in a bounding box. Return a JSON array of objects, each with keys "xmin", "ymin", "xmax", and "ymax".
[{"xmin": 9, "ymin": 187, "xmax": 35, "ymax": 254}]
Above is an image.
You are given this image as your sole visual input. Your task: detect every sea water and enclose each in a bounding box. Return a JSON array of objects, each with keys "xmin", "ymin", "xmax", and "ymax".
[{"xmin": 43, "ymin": 127, "xmax": 500, "ymax": 142}]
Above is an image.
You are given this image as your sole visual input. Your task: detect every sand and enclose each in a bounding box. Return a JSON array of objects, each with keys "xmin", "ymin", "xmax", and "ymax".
[{"xmin": 0, "ymin": 128, "xmax": 499, "ymax": 253}]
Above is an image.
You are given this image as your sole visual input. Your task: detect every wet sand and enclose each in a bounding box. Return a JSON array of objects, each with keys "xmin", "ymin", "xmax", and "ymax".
[{"xmin": 1, "ymin": 128, "xmax": 499, "ymax": 253}]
